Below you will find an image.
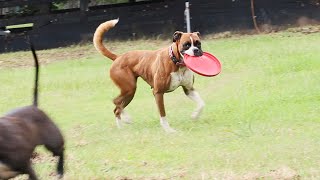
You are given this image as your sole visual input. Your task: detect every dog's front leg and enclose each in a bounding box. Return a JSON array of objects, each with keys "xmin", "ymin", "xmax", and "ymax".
[
  {"xmin": 153, "ymin": 92, "xmax": 176, "ymax": 133},
  {"xmin": 183, "ymin": 87, "xmax": 205, "ymax": 120}
]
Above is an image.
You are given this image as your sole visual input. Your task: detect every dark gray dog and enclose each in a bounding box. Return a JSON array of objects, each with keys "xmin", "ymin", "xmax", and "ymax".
[{"xmin": 0, "ymin": 44, "xmax": 65, "ymax": 180}]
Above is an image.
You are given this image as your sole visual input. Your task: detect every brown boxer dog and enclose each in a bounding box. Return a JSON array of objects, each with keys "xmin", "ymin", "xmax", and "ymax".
[
  {"xmin": 0, "ymin": 44, "xmax": 64, "ymax": 180},
  {"xmin": 94, "ymin": 19, "xmax": 205, "ymax": 132}
]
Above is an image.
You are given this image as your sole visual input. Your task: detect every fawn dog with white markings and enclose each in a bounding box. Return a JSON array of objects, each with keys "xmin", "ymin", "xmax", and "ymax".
[{"xmin": 94, "ymin": 19, "xmax": 205, "ymax": 132}]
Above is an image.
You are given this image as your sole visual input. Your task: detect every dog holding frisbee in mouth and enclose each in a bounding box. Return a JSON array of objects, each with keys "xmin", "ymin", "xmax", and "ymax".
[{"xmin": 93, "ymin": 19, "xmax": 221, "ymax": 132}]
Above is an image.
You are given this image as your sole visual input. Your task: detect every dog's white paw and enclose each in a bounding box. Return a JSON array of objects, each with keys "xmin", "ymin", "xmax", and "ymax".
[
  {"xmin": 191, "ymin": 110, "xmax": 201, "ymax": 120},
  {"xmin": 164, "ymin": 126, "xmax": 177, "ymax": 133},
  {"xmin": 191, "ymin": 102, "xmax": 205, "ymax": 120},
  {"xmin": 186, "ymin": 90, "xmax": 205, "ymax": 120},
  {"xmin": 160, "ymin": 117, "xmax": 177, "ymax": 133},
  {"xmin": 123, "ymin": 118, "xmax": 132, "ymax": 124},
  {"xmin": 115, "ymin": 117, "xmax": 122, "ymax": 129},
  {"xmin": 121, "ymin": 111, "xmax": 132, "ymax": 124}
]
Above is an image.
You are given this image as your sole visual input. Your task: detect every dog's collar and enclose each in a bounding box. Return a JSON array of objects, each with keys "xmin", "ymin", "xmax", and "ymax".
[{"xmin": 169, "ymin": 45, "xmax": 185, "ymax": 66}]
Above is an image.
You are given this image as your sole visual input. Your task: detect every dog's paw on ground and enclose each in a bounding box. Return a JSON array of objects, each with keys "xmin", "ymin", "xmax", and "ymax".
[{"xmin": 191, "ymin": 111, "xmax": 201, "ymax": 120}]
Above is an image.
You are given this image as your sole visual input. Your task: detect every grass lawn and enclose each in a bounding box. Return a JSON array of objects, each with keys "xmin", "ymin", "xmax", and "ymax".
[{"xmin": 0, "ymin": 31, "xmax": 319, "ymax": 179}]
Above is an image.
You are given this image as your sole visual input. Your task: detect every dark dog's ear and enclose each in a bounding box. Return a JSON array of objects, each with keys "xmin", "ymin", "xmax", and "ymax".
[
  {"xmin": 173, "ymin": 31, "xmax": 183, "ymax": 42},
  {"xmin": 193, "ymin": 32, "xmax": 201, "ymax": 37}
]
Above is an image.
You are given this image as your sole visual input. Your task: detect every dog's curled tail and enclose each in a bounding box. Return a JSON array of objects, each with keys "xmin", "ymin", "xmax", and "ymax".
[{"xmin": 93, "ymin": 19, "xmax": 119, "ymax": 60}]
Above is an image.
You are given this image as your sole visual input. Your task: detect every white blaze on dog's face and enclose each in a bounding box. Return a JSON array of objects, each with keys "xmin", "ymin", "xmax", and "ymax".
[{"xmin": 173, "ymin": 31, "xmax": 203, "ymax": 57}]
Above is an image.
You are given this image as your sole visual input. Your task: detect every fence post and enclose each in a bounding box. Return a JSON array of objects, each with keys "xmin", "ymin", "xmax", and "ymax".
[
  {"xmin": 80, "ymin": 0, "xmax": 89, "ymax": 11},
  {"xmin": 185, "ymin": 1, "xmax": 191, "ymax": 33}
]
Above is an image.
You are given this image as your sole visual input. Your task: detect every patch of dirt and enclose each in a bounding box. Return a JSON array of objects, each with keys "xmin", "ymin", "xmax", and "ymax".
[
  {"xmin": 75, "ymin": 139, "xmax": 89, "ymax": 147},
  {"xmin": 69, "ymin": 125, "xmax": 91, "ymax": 148},
  {"xmin": 0, "ymin": 45, "xmax": 97, "ymax": 69},
  {"xmin": 31, "ymin": 151, "xmax": 57, "ymax": 164},
  {"xmin": 110, "ymin": 167, "xmax": 187, "ymax": 180},
  {"xmin": 189, "ymin": 166, "xmax": 300, "ymax": 180},
  {"xmin": 288, "ymin": 26, "xmax": 320, "ymax": 34},
  {"xmin": 241, "ymin": 166, "xmax": 300, "ymax": 180},
  {"xmin": 70, "ymin": 124, "xmax": 86, "ymax": 138},
  {"xmin": 264, "ymin": 166, "xmax": 300, "ymax": 180},
  {"xmin": 116, "ymin": 177, "xmax": 133, "ymax": 180},
  {"xmin": 0, "ymin": 39, "xmax": 168, "ymax": 69}
]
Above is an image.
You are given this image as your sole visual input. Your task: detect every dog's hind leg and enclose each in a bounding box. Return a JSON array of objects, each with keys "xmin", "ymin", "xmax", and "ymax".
[
  {"xmin": 111, "ymin": 72, "xmax": 137, "ymax": 128},
  {"xmin": 113, "ymin": 89, "xmax": 136, "ymax": 128},
  {"xmin": 183, "ymin": 87, "xmax": 205, "ymax": 120},
  {"xmin": 43, "ymin": 127, "xmax": 65, "ymax": 178},
  {"xmin": 120, "ymin": 110, "xmax": 132, "ymax": 124},
  {"xmin": 22, "ymin": 162, "xmax": 38, "ymax": 180},
  {"xmin": 56, "ymin": 151, "xmax": 64, "ymax": 178},
  {"xmin": 44, "ymin": 144, "xmax": 64, "ymax": 178}
]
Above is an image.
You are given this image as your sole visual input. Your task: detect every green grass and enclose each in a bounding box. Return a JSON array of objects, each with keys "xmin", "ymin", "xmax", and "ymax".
[{"xmin": 0, "ymin": 31, "xmax": 320, "ymax": 179}]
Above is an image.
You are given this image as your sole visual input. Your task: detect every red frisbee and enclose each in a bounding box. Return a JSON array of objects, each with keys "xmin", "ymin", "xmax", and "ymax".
[{"xmin": 184, "ymin": 52, "xmax": 222, "ymax": 77}]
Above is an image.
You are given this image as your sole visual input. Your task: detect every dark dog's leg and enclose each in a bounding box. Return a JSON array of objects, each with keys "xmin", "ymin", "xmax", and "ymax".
[
  {"xmin": 44, "ymin": 144, "xmax": 64, "ymax": 178},
  {"xmin": 183, "ymin": 86, "xmax": 205, "ymax": 119},
  {"xmin": 153, "ymin": 91, "xmax": 176, "ymax": 132},
  {"xmin": 43, "ymin": 130, "xmax": 64, "ymax": 178},
  {"xmin": 23, "ymin": 162, "xmax": 38, "ymax": 180},
  {"xmin": 56, "ymin": 151, "xmax": 64, "ymax": 178}
]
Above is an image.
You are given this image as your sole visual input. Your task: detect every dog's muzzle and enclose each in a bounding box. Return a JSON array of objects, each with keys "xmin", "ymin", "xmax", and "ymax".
[{"xmin": 193, "ymin": 48, "xmax": 203, "ymax": 57}]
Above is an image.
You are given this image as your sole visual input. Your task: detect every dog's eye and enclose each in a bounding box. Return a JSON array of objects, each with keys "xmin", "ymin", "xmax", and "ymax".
[
  {"xmin": 184, "ymin": 43, "xmax": 191, "ymax": 48},
  {"xmin": 194, "ymin": 41, "xmax": 201, "ymax": 47}
]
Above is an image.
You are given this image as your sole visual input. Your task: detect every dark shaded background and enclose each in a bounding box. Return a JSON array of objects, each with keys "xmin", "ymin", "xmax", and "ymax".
[{"xmin": 0, "ymin": 0, "xmax": 319, "ymax": 52}]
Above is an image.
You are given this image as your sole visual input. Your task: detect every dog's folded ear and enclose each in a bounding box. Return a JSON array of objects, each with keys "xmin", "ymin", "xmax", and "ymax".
[
  {"xmin": 173, "ymin": 31, "xmax": 183, "ymax": 42},
  {"xmin": 193, "ymin": 32, "xmax": 201, "ymax": 37}
]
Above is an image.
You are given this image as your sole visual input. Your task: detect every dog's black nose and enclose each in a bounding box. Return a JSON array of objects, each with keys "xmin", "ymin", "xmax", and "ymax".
[{"xmin": 194, "ymin": 49, "xmax": 203, "ymax": 57}]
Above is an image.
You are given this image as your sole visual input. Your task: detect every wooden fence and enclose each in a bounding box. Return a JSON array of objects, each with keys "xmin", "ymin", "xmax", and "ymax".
[{"xmin": 0, "ymin": 0, "xmax": 319, "ymax": 52}]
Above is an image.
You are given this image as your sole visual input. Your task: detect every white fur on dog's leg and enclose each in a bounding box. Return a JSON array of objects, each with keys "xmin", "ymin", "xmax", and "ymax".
[
  {"xmin": 115, "ymin": 117, "xmax": 122, "ymax": 129},
  {"xmin": 121, "ymin": 110, "xmax": 132, "ymax": 124},
  {"xmin": 160, "ymin": 117, "xmax": 176, "ymax": 133},
  {"xmin": 187, "ymin": 90, "xmax": 205, "ymax": 120}
]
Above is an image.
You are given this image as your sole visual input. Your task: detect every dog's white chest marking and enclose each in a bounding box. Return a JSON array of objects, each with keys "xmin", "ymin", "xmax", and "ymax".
[
  {"xmin": 0, "ymin": 162, "xmax": 19, "ymax": 179},
  {"xmin": 168, "ymin": 67, "xmax": 193, "ymax": 92}
]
